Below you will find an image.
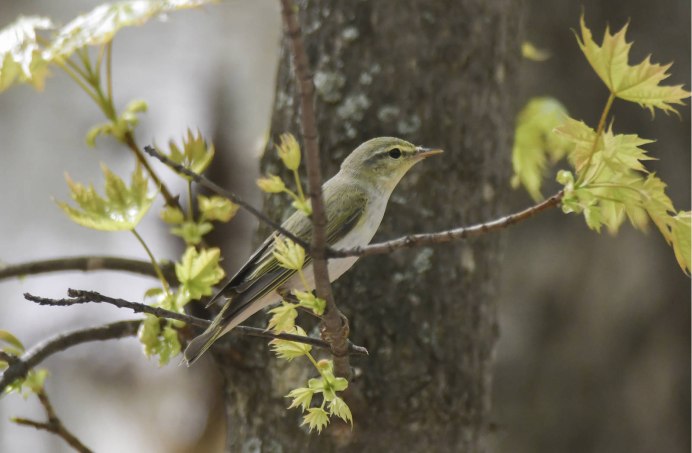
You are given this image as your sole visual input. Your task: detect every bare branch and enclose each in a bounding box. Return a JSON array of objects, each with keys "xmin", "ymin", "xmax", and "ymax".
[
  {"xmin": 13, "ymin": 389, "xmax": 94, "ymax": 453},
  {"xmin": 142, "ymin": 145, "xmax": 311, "ymax": 251},
  {"xmin": 0, "ymin": 256, "xmax": 175, "ymax": 283},
  {"xmin": 279, "ymin": 0, "xmax": 351, "ymax": 379},
  {"xmin": 330, "ymin": 191, "xmax": 565, "ymax": 258},
  {"xmin": 0, "ymin": 320, "xmax": 140, "ymax": 393}
]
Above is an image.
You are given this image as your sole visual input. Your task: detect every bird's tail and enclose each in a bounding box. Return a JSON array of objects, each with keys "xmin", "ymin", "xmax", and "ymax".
[{"xmin": 184, "ymin": 323, "xmax": 224, "ymax": 366}]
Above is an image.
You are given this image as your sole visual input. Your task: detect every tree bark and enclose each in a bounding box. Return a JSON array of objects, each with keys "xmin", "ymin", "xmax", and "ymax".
[{"xmin": 216, "ymin": 0, "xmax": 522, "ymax": 451}]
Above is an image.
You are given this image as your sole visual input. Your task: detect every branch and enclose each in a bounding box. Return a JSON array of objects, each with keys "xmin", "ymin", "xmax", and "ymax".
[
  {"xmin": 0, "ymin": 320, "xmax": 140, "ymax": 393},
  {"xmin": 11, "ymin": 290, "xmax": 367, "ymax": 391},
  {"xmin": 142, "ymin": 145, "xmax": 311, "ymax": 251},
  {"xmin": 0, "ymin": 256, "xmax": 176, "ymax": 283},
  {"xmin": 13, "ymin": 389, "xmax": 93, "ymax": 453},
  {"xmin": 24, "ymin": 289, "xmax": 366, "ymax": 355},
  {"xmin": 279, "ymin": 0, "xmax": 351, "ymax": 379},
  {"xmin": 25, "ymin": 290, "xmax": 210, "ymax": 328},
  {"xmin": 331, "ymin": 191, "xmax": 565, "ymax": 258}
]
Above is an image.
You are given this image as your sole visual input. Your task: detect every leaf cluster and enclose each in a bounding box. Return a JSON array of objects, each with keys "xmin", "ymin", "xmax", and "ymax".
[
  {"xmin": 511, "ymin": 15, "xmax": 691, "ymax": 274},
  {"xmin": 0, "ymin": 1, "xmax": 215, "ymax": 93}
]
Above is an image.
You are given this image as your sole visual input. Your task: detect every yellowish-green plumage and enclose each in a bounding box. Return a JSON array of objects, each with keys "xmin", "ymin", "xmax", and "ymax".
[{"xmin": 184, "ymin": 137, "xmax": 442, "ymax": 365}]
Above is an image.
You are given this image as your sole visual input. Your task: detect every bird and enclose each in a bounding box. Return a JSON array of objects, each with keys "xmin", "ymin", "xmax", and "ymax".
[{"xmin": 184, "ymin": 136, "xmax": 442, "ymax": 365}]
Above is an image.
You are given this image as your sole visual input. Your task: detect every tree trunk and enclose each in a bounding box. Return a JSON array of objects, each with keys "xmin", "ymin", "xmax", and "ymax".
[{"xmin": 215, "ymin": 0, "xmax": 522, "ymax": 451}]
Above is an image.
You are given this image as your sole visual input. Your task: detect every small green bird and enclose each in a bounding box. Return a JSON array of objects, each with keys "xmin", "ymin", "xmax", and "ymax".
[{"xmin": 184, "ymin": 137, "xmax": 442, "ymax": 365}]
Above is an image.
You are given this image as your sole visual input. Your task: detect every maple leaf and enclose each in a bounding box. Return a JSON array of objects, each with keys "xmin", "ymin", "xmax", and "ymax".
[
  {"xmin": 576, "ymin": 15, "xmax": 691, "ymax": 115},
  {"xmin": 175, "ymin": 246, "xmax": 225, "ymax": 300},
  {"xmin": 670, "ymin": 212, "xmax": 691, "ymax": 275},
  {"xmin": 267, "ymin": 302, "xmax": 298, "ymax": 333},
  {"xmin": 0, "ymin": 16, "xmax": 54, "ymax": 92},
  {"xmin": 57, "ymin": 163, "xmax": 155, "ymax": 231},
  {"xmin": 269, "ymin": 326, "xmax": 312, "ymax": 361},
  {"xmin": 511, "ymin": 97, "xmax": 570, "ymax": 200},
  {"xmin": 45, "ymin": 1, "xmax": 216, "ymax": 60}
]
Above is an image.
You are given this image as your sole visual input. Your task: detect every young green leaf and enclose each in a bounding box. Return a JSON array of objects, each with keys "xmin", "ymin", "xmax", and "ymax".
[
  {"xmin": 276, "ymin": 133, "xmax": 302, "ymax": 171},
  {"xmin": 267, "ymin": 301, "xmax": 298, "ymax": 333},
  {"xmin": 291, "ymin": 198, "xmax": 312, "ymax": 216},
  {"xmin": 160, "ymin": 206, "xmax": 185, "ymax": 224},
  {"xmin": 328, "ymin": 396, "xmax": 353, "ymax": 427},
  {"xmin": 286, "ymin": 387, "xmax": 314, "ymax": 411},
  {"xmin": 57, "ymin": 163, "xmax": 154, "ymax": 231},
  {"xmin": 273, "ymin": 237, "xmax": 305, "ymax": 271},
  {"xmin": 270, "ymin": 326, "xmax": 312, "ymax": 360},
  {"xmin": 171, "ymin": 221, "xmax": 214, "ymax": 245},
  {"xmin": 511, "ymin": 97, "xmax": 570, "ymax": 200},
  {"xmin": 671, "ymin": 212, "xmax": 691, "ymax": 274},
  {"xmin": 138, "ymin": 314, "xmax": 161, "ymax": 356},
  {"xmin": 198, "ymin": 195, "xmax": 238, "ymax": 222},
  {"xmin": 86, "ymin": 100, "xmax": 148, "ymax": 146},
  {"xmin": 158, "ymin": 325, "xmax": 181, "ymax": 366},
  {"xmin": 293, "ymin": 290, "xmax": 326, "ymax": 316},
  {"xmin": 0, "ymin": 330, "xmax": 25, "ymax": 356},
  {"xmin": 24, "ymin": 369, "xmax": 49, "ymax": 394},
  {"xmin": 301, "ymin": 407, "xmax": 329, "ymax": 434},
  {"xmin": 521, "ymin": 41, "xmax": 550, "ymax": 62},
  {"xmin": 175, "ymin": 246, "xmax": 225, "ymax": 300},
  {"xmin": 576, "ymin": 15, "xmax": 691, "ymax": 115},
  {"xmin": 0, "ymin": 16, "xmax": 54, "ymax": 92},
  {"xmin": 45, "ymin": 1, "xmax": 215, "ymax": 61},
  {"xmin": 553, "ymin": 117, "xmax": 597, "ymax": 174},
  {"xmin": 137, "ymin": 315, "xmax": 181, "ymax": 366},
  {"xmin": 166, "ymin": 129, "xmax": 215, "ymax": 179},
  {"xmin": 257, "ymin": 175, "xmax": 286, "ymax": 193}
]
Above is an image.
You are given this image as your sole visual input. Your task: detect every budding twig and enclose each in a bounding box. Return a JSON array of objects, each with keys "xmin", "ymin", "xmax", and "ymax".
[
  {"xmin": 143, "ymin": 145, "xmax": 311, "ymax": 251},
  {"xmin": 0, "ymin": 290, "xmax": 369, "ymax": 394},
  {"xmin": 279, "ymin": 0, "xmax": 351, "ymax": 379}
]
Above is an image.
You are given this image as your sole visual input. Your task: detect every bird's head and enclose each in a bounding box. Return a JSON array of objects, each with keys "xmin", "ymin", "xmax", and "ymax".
[{"xmin": 340, "ymin": 137, "xmax": 443, "ymax": 192}]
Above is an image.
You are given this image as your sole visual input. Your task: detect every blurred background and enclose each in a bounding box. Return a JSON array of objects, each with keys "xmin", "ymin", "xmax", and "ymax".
[{"xmin": 0, "ymin": 1, "xmax": 688, "ymax": 452}]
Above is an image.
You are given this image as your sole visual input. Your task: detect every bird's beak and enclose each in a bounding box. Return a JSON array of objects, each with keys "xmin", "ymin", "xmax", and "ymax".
[{"xmin": 415, "ymin": 146, "xmax": 444, "ymax": 159}]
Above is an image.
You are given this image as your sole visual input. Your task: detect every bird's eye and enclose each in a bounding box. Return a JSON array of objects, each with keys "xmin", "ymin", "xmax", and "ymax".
[{"xmin": 388, "ymin": 148, "xmax": 402, "ymax": 159}]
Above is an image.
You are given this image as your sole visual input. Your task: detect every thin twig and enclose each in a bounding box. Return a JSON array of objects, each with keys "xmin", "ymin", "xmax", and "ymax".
[
  {"xmin": 24, "ymin": 290, "xmax": 210, "ymax": 328},
  {"xmin": 0, "ymin": 351, "xmax": 19, "ymax": 365},
  {"xmin": 143, "ymin": 145, "xmax": 311, "ymax": 251},
  {"xmin": 331, "ymin": 191, "xmax": 565, "ymax": 258},
  {"xmin": 13, "ymin": 389, "xmax": 94, "ymax": 453},
  {"xmin": 0, "ymin": 256, "xmax": 176, "ymax": 283},
  {"xmin": 123, "ymin": 133, "xmax": 178, "ymax": 206},
  {"xmin": 279, "ymin": 0, "xmax": 351, "ymax": 379}
]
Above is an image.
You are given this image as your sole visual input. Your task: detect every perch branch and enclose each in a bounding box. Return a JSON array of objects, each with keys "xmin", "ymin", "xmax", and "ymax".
[
  {"xmin": 279, "ymin": 0, "xmax": 351, "ymax": 379},
  {"xmin": 331, "ymin": 191, "xmax": 565, "ymax": 257},
  {"xmin": 24, "ymin": 289, "xmax": 366, "ymax": 355},
  {"xmin": 1, "ymin": 291, "xmax": 367, "ymax": 394}
]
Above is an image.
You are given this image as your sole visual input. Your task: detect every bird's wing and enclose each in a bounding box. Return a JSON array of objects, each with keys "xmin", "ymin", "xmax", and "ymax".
[{"xmin": 209, "ymin": 183, "xmax": 369, "ymax": 323}]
